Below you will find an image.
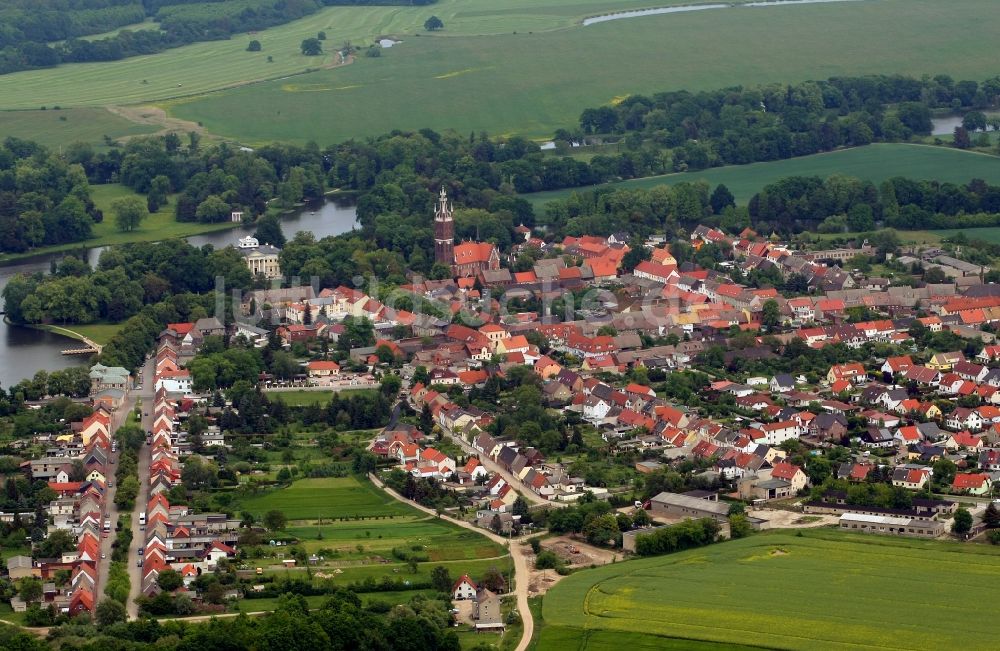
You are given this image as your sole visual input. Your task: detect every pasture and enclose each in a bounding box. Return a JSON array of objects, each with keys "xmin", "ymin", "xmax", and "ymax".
[
  {"xmin": 0, "ymin": 108, "xmax": 157, "ymax": 149},
  {"xmin": 237, "ymin": 475, "xmax": 412, "ymax": 520},
  {"xmin": 538, "ymin": 529, "xmax": 1000, "ymax": 651},
  {"xmin": 0, "ymin": 0, "xmax": 669, "ymax": 112},
  {"xmin": 0, "ymin": 0, "xmax": 995, "ymax": 145},
  {"xmin": 523, "ymin": 144, "xmax": 1000, "ymax": 207},
  {"xmin": 168, "ymin": 0, "xmax": 1000, "ymax": 144}
]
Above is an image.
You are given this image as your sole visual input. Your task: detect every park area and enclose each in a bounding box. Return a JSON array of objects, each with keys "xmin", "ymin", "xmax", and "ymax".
[
  {"xmin": 523, "ymin": 144, "xmax": 1000, "ymax": 207},
  {"xmin": 537, "ymin": 529, "xmax": 1000, "ymax": 651}
]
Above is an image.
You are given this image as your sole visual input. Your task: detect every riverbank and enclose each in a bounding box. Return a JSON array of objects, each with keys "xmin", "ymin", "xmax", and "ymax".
[
  {"xmin": 24, "ymin": 324, "xmax": 105, "ymax": 357},
  {"xmin": 33, "ymin": 323, "xmax": 121, "ymax": 348},
  {"xmin": 0, "ymin": 183, "xmax": 241, "ymax": 266}
]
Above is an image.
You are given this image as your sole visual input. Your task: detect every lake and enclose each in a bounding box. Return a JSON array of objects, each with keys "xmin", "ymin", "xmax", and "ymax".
[{"xmin": 0, "ymin": 195, "xmax": 358, "ymax": 387}]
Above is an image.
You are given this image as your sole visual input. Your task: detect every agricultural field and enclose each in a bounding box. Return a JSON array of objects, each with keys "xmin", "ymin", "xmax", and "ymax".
[
  {"xmin": 0, "ymin": 0, "xmax": 669, "ymax": 112},
  {"xmin": 0, "ymin": 108, "xmax": 157, "ymax": 149},
  {"xmin": 237, "ymin": 475, "xmax": 412, "ymax": 520},
  {"xmin": 523, "ymin": 144, "xmax": 1000, "ymax": 208},
  {"xmin": 168, "ymin": 0, "xmax": 998, "ymax": 144},
  {"xmin": 538, "ymin": 529, "xmax": 1000, "ymax": 651},
  {"xmin": 0, "ymin": 0, "xmax": 996, "ymax": 145}
]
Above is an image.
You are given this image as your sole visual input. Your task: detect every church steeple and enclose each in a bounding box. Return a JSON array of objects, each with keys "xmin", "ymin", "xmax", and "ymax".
[{"xmin": 434, "ymin": 186, "xmax": 454, "ymax": 266}]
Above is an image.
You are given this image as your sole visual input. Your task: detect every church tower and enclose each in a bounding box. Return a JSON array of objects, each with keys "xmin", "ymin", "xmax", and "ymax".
[{"xmin": 434, "ymin": 186, "xmax": 455, "ymax": 266}]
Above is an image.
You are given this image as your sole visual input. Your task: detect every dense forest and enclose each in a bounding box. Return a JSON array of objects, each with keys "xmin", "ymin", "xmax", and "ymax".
[
  {"xmin": 0, "ymin": 0, "xmax": 435, "ymax": 74},
  {"xmin": 0, "ymin": 138, "xmax": 102, "ymax": 252}
]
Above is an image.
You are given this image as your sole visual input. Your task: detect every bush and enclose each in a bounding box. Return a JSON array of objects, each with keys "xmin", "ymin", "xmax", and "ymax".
[
  {"xmin": 534, "ymin": 550, "xmax": 561, "ymax": 570},
  {"xmin": 987, "ymin": 530, "xmax": 1000, "ymax": 545},
  {"xmin": 634, "ymin": 518, "xmax": 721, "ymax": 557}
]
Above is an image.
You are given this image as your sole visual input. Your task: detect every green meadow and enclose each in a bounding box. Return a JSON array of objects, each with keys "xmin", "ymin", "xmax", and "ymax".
[
  {"xmin": 0, "ymin": 108, "xmax": 156, "ymax": 149},
  {"xmin": 0, "ymin": 0, "xmax": 996, "ymax": 145},
  {"xmin": 523, "ymin": 144, "xmax": 1000, "ymax": 207},
  {"xmin": 0, "ymin": 0, "xmax": 673, "ymax": 111},
  {"xmin": 238, "ymin": 476, "xmax": 412, "ymax": 520},
  {"xmin": 283, "ymin": 516, "xmax": 505, "ymax": 562},
  {"xmin": 538, "ymin": 529, "xmax": 1000, "ymax": 651},
  {"xmin": 167, "ymin": 0, "xmax": 1000, "ymax": 144}
]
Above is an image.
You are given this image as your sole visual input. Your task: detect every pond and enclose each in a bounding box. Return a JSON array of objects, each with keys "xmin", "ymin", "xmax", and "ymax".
[{"xmin": 0, "ymin": 196, "xmax": 359, "ymax": 387}]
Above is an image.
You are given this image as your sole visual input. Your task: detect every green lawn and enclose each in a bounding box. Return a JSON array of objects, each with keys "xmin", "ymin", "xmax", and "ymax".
[
  {"xmin": 39, "ymin": 323, "xmax": 123, "ymax": 347},
  {"xmin": 523, "ymin": 144, "xmax": 1000, "ymax": 207},
  {"xmin": 269, "ymin": 388, "xmax": 377, "ymax": 406},
  {"xmin": 0, "ymin": 603, "xmax": 29, "ymax": 627},
  {"xmin": 167, "ymin": 0, "xmax": 1000, "ymax": 145},
  {"xmin": 237, "ymin": 475, "xmax": 412, "ymax": 520},
  {"xmin": 269, "ymin": 389, "xmax": 336, "ymax": 406},
  {"xmin": 538, "ymin": 529, "xmax": 1000, "ymax": 651},
  {"xmin": 284, "ymin": 516, "xmax": 505, "ymax": 562},
  {"xmin": 0, "ymin": 107, "xmax": 157, "ymax": 148},
  {"xmin": 0, "ymin": 183, "xmax": 238, "ymax": 263}
]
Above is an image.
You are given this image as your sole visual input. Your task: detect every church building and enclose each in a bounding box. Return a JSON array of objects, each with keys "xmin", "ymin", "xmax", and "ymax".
[{"xmin": 433, "ymin": 187, "xmax": 500, "ymax": 278}]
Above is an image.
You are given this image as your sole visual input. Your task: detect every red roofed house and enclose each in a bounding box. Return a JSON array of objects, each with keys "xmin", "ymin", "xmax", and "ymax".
[
  {"xmin": 892, "ymin": 467, "xmax": 930, "ymax": 490},
  {"xmin": 769, "ymin": 461, "xmax": 809, "ymax": 493},
  {"xmin": 952, "ymin": 472, "xmax": 993, "ymax": 495}
]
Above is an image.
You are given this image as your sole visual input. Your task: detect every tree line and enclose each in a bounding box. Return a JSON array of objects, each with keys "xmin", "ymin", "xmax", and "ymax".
[
  {"xmin": 541, "ymin": 173, "xmax": 1000, "ymax": 240},
  {"xmin": 573, "ymin": 74, "xmax": 1000, "ymax": 172},
  {"xmin": 5, "ymin": 589, "xmax": 462, "ymax": 651}
]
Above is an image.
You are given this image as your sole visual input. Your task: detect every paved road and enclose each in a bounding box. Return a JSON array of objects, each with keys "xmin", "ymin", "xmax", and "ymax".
[
  {"xmin": 442, "ymin": 426, "xmax": 553, "ymax": 508},
  {"xmin": 125, "ymin": 358, "xmax": 155, "ymax": 619},
  {"xmin": 368, "ymin": 473, "xmax": 535, "ymax": 651},
  {"xmin": 95, "ymin": 370, "xmax": 144, "ymax": 600}
]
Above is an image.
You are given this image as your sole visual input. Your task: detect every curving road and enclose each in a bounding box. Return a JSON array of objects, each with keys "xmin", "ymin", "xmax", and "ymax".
[{"xmin": 368, "ymin": 473, "xmax": 535, "ymax": 651}]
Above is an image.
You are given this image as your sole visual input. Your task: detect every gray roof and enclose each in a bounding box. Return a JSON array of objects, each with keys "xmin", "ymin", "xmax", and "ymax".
[
  {"xmin": 650, "ymin": 491, "xmax": 729, "ymax": 516},
  {"xmin": 6, "ymin": 555, "xmax": 32, "ymax": 569}
]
